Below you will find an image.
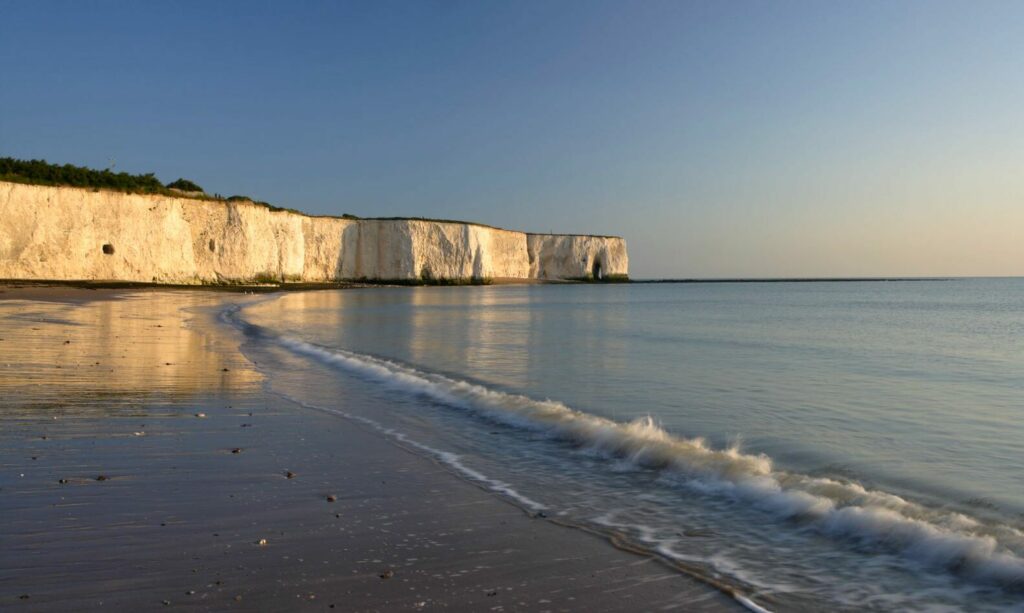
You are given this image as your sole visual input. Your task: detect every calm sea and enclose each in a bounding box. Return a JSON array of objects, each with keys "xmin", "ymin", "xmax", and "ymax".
[{"xmin": 232, "ymin": 279, "xmax": 1024, "ymax": 611}]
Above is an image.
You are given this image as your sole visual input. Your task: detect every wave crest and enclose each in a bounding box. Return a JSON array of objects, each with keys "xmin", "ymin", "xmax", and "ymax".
[{"xmin": 276, "ymin": 334, "xmax": 1024, "ymax": 589}]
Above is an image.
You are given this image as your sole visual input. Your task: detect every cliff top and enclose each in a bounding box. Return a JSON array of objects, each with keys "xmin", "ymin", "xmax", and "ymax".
[{"xmin": 0, "ymin": 157, "xmax": 621, "ymax": 239}]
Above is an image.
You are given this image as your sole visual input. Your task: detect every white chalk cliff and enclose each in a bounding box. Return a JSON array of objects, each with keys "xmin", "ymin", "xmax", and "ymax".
[{"xmin": 0, "ymin": 182, "xmax": 628, "ymax": 284}]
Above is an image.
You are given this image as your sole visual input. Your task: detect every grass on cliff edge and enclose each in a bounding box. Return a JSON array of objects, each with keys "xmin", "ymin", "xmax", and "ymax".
[
  {"xmin": 0, "ymin": 157, "xmax": 360, "ymax": 219},
  {"xmin": 0, "ymin": 156, "xmax": 621, "ymax": 237}
]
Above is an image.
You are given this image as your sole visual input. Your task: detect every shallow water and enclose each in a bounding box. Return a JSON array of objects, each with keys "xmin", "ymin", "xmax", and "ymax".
[{"xmin": 236, "ymin": 279, "xmax": 1024, "ymax": 611}]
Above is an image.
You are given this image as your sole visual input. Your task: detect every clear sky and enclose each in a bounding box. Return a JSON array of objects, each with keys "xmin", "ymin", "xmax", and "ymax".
[{"xmin": 2, "ymin": 1, "xmax": 1021, "ymax": 278}]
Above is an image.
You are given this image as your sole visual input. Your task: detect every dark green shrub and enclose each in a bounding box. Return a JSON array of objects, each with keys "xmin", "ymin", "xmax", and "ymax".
[
  {"xmin": 0, "ymin": 157, "xmax": 164, "ymax": 192},
  {"xmin": 166, "ymin": 178, "xmax": 203, "ymax": 192}
]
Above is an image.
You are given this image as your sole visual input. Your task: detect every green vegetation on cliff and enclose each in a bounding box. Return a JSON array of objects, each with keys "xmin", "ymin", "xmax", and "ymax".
[
  {"xmin": 0, "ymin": 157, "xmax": 620, "ymax": 236},
  {"xmin": 0, "ymin": 157, "xmax": 367, "ymax": 220},
  {"xmin": 0, "ymin": 157, "xmax": 314, "ymax": 215},
  {"xmin": 0, "ymin": 158, "xmax": 488, "ymax": 226},
  {"xmin": 165, "ymin": 178, "xmax": 204, "ymax": 193},
  {"xmin": 0, "ymin": 157, "xmax": 170, "ymax": 193}
]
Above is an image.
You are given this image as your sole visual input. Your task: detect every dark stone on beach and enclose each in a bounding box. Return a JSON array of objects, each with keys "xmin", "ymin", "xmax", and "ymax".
[
  {"xmin": 231, "ymin": 448, "xmax": 242, "ymax": 454},
  {"xmin": 285, "ymin": 471, "xmax": 296, "ymax": 479},
  {"xmin": 19, "ymin": 594, "xmax": 29, "ymax": 600},
  {"xmin": 326, "ymin": 495, "xmax": 337, "ymax": 502},
  {"xmin": 379, "ymin": 569, "xmax": 394, "ymax": 579},
  {"xmin": 222, "ymin": 368, "xmax": 230, "ymax": 372},
  {"xmin": 63, "ymin": 340, "xmax": 70, "ymax": 344},
  {"xmin": 162, "ymin": 600, "xmax": 171, "ymax": 606},
  {"xmin": 58, "ymin": 478, "xmax": 68, "ymax": 484},
  {"xmin": 487, "ymin": 590, "xmax": 498, "ymax": 597},
  {"xmin": 96, "ymin": 475, "xmax": 108, "ymax": 481},
  {"xmin": 535, "ymin": 511, "xmax": 547, "ymax": 519},
  {"xmin": 241, "ymin": 423, "xmax": 251, "ymax": 427},
  {"xmin": 186, "ymin": 590, "xmax": 195, "ymax": 595}
]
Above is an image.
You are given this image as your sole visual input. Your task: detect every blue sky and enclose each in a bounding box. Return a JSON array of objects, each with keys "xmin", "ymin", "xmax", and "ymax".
[{"xmin": 2, "ymin": 1, "xmax": 1022, "ymax": 278}]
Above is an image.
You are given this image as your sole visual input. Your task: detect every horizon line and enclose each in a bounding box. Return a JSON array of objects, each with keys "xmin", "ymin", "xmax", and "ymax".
[{"xmin": 628, "ymin": 276, "xmax": 1023, "ymax": 284}]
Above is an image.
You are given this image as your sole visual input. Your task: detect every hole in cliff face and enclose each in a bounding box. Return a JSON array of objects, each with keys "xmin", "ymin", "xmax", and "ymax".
[
  {"xmin": 102, "ymin": 244, "xmax": 115, "ymax": 255},
  {"xmin": 592, "ymin": 259, "xmax": 603, "ymax": 281},
  {"xmin": 209, "ymin": 239, "xmax": 216, "ymax": 252}
]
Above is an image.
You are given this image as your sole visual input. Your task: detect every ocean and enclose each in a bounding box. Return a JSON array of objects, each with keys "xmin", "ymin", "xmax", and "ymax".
[{"xmin": 229, "ymin": 279, "xmax": 1024, "ymax": 611}]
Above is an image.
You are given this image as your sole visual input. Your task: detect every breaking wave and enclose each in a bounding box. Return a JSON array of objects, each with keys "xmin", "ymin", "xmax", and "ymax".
[{"xmin": 273, "ymin": 335, "xmax": 1024, "ymax": 590}]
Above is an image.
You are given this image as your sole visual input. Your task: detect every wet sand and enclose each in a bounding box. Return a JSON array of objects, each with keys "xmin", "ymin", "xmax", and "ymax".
[{"xmin": 0, "ymin": 287, "xmax": 737, "ymax": 611}]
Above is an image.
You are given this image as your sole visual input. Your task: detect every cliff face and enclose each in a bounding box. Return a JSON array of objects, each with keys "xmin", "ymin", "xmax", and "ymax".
[
  {"xmin": 527, "ymin": 234, "xmax": 629, "ymax": 280},
  {"xmin": 0, "ymin": 182, "xmax": 628, "ymax": 284}
]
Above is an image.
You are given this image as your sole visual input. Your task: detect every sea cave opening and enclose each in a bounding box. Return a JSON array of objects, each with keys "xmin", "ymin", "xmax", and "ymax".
[{"xmin": 592, "ymin": 259, "xmax": 603, "ymax": 281}]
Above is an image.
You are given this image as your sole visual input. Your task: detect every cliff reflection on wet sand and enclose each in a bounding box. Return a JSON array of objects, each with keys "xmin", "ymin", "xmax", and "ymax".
[{"xmin": 0, "ymin": 289, "xmax": 261, "ymax": 418}]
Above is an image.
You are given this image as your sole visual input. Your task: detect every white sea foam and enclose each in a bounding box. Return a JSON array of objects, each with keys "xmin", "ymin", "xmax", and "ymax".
[{"xmin": 275, "ymin": 334, "xmax": 1024, "ymax": 589}]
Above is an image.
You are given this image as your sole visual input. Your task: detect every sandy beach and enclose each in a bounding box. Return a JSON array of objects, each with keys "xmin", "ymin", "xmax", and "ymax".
[{"xmin": 0, "ymin": 286, "xmax": 737, "ymax": 611}]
